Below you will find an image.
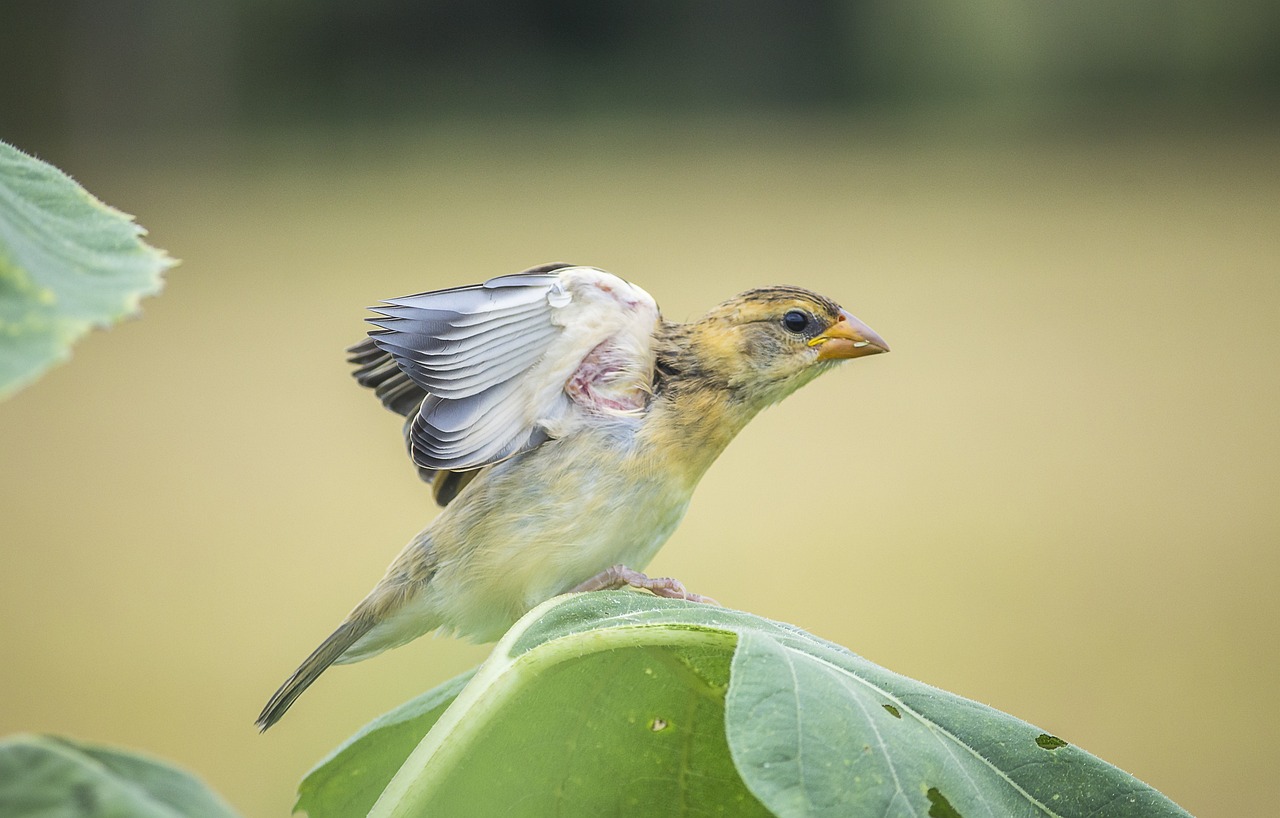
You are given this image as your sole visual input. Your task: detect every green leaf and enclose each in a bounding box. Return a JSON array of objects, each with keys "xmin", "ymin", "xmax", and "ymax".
[
  {"xmin": 0, "ymin": 734, "xmax": 239, "ymax": 818},
  {"xmin": 0, "ymin": 140, "xmax": 173, "ymax": 399},
  {"xmin": 302, "ymin": 593, "xmax": 1194, "ymax": 818},
  {"xmin": 726, "ymin": 628, "xmax": 1192, "ymax": 817},
  {"xmin": 371, "ymin": 593, "xmax": 769, "ymax": 817},
  {"xmin": 296, "ymin": 669, "xmax": 476, "ymax": 818}
]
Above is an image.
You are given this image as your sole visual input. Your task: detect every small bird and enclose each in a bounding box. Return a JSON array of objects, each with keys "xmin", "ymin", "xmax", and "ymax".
[{"xmin": 257, "ymin": 263, "xmax": 887, "ymax": 729}]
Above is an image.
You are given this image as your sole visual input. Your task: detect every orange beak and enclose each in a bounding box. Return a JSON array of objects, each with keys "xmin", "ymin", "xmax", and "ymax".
[{"xmin": 809, "ymin": 309, "xmax": 890, "ymax": 360}]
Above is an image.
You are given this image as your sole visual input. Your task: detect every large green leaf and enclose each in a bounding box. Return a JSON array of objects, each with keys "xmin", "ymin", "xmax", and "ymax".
[
  {"xmin": 371, "ymin": 594, "xmax": 770, "ymax": 817},
  {"xmin": 296, "ymin": 669, "xmax": 476, "ymax": 818},
  {"xmin": 725, "ymin": 628, "xmax": 1185, "ymax": 817},
  {"xmin": 0, "ymin": 734, "xmax": 239, "ymax": 818},
  {"xmin": 0, "ymin": 141, "xmax": 172, "ymax": 399},
  {"xmin": 300, "ymin": 592, "xmax": 1194, "ymax": 818}
]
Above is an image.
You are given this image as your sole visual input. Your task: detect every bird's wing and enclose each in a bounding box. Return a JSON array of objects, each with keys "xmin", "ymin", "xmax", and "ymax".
[
  {"xmin": 365, "ymin": 266, "xmax": 660, "ymax": 475},
  {"xmin": 348, "ymin": 337, "xmax": 428, "ymax": 417}
]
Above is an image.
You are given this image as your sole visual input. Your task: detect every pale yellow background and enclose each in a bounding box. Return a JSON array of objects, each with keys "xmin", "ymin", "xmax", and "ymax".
[{"xmin": 2, "ymin": 119, "xmax": 1277, "ymax": 816}]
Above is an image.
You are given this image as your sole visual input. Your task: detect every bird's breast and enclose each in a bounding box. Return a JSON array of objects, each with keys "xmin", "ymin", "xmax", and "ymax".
[{"xmin": 423, "ymin": 418, "xmax": 697, "ymax": 641}]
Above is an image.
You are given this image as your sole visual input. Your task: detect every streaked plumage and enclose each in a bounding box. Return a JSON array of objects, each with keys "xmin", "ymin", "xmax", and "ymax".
[{"xmin": 257, "ymin": 263, "xmax": 888, "ymax": 729}]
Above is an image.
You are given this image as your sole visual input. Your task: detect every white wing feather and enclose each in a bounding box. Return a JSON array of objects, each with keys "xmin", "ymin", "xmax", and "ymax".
[{"xmin": 368, "ymin": 267, "xmax": 659, "ymax": 472}]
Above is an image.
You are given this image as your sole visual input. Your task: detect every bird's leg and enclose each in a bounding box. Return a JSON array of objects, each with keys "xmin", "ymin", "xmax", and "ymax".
[{"xmin": 569, "ymin": 564, "xmax": 719, "ymax": 605}]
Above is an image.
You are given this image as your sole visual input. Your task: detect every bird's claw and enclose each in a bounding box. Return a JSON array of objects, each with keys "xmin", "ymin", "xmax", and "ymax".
[{"xmin": 570, "ymin": 564, "xmax": 720, "ymax": 606}]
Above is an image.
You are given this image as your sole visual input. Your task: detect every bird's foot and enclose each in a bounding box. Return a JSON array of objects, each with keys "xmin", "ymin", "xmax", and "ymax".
[{"xmin": 570, "ymin": 564, "xmax": 719, "ymax": 605}]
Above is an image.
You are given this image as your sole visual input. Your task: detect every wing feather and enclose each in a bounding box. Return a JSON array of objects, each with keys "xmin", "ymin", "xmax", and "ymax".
[
  {"xmin": 371, "ymin": 322, "xmax": 558, "ymax": 370},
  {"xmin": 373, "ymin": 328, "xmax": 558, "ymax": 398},
  {"xmin": 369, "ymin": 299, "xmax": 548, "ymax": 335},
  {"xmin": 355, "ymin": 265, "xmax": 660, "ymax": 476}
]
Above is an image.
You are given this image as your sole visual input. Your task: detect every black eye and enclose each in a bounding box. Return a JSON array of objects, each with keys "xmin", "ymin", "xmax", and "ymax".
[{"xmin": 782, "ymin": 309, "xmax": 811, "ymax": 334}]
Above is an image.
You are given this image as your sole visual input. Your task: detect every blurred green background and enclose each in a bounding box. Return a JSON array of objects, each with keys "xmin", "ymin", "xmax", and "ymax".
[{"xmin": 2, "ymin": 2, "xmax": 1278, "ymax": 816}]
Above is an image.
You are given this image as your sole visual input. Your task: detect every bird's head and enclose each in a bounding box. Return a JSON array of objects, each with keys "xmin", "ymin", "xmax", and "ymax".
[{"xmin": 658, "ymin": 286, "xmax": 889, "ymax": 410}]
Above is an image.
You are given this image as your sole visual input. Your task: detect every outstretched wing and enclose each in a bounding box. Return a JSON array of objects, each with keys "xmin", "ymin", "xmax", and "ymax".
[
  {"xmin": 356, "ymin": 265, "xmax": 660, "ymax": 489},
  {"xmin": 348, "ymin": 262, "xmax": 575, "ymax": 419}
]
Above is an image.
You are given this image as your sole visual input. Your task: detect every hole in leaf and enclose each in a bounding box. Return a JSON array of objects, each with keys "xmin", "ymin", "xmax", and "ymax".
[
  {"xmin": 882, "ymin": 704, "xmax": 902, "ymax": 719},
  {"xmin": 926, "ymin": 786, "xmax": 963, "ymax": 818},
  {"xmin": 650, "ymin": 718, "xmax": 668, "ymax": 732},
  {"xmin": 1036, "ymin": 733, "xmax": 1068, "ymax": 750}
]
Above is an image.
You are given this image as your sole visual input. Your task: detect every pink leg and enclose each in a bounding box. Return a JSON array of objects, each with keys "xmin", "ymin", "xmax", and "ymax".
[{"xmin": 569, "ymin": 564, "xmax": 719, "ymax": 605}]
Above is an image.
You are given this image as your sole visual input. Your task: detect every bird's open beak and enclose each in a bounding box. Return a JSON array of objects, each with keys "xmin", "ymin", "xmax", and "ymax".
[{"xmin": 809, "ymin": 309, "xmax": 890, "ymax": 360}]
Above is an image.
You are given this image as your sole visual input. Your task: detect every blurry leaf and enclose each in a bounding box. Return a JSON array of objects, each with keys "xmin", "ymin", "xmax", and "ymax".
[
  {"xmin": 303, "ymin": 593, "xmax": 1193, "ymax": 818},
  {"xmin": 0, "ymin": 141, "xmax": 173, "ymax": 399},
  {"xmin": 0, "ymin": 734, "xmax": 239, "ymax": 818},
  {"xmin": 296, "ymin": 668, "xmax": 475, "ymax": 818}
]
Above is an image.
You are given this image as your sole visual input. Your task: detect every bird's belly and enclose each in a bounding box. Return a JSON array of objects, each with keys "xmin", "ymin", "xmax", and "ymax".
[
  {"xmin": 427, "ymin": 431, "xmax": 694, "ymax": 641},
  {"xmin": 507, "ymin": 479, "xmax": 689, "ymax": 603}
]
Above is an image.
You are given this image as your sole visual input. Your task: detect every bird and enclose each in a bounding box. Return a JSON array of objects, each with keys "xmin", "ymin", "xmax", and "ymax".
[{"xmin": 256, "ymin": 263, "xmax": 888, "ymax": 729}]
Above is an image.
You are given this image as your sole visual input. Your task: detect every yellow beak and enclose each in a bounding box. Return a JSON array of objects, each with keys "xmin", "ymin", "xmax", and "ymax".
[{"xmin": 810, "ymin": 309, "xmax": 890, "ymax": 360}]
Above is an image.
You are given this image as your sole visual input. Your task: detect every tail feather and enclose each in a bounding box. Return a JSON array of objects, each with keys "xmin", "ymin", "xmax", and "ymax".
[{"xmin": 256, "ymin": 614, "xmax": 376, "ymax": 731}]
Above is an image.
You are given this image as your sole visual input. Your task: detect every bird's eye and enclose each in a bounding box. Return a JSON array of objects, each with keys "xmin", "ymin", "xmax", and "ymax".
[{"xmin": 782, "ymin": 309, "xmax": 811, "ymax": 334}]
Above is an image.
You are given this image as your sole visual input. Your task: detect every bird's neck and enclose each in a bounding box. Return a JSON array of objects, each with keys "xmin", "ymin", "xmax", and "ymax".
[
  {"xmin": 640, "ymin": 387, "xmax": 762, "ymax": 484},
  {"xmin": 642, "ymin": 319, "xmax": 766, "ymax": 480}
]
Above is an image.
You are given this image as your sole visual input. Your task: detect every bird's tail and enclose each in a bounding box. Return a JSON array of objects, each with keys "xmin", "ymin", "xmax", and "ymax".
[{"xmin": 256, "ymin": 611, "xmax": 377, "ymax": 731}]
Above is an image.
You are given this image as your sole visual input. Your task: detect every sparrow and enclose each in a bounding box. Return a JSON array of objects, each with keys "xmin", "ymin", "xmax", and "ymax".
[{"xmin": 257, "ymin": 263, "xmax": 888, "ymax": 729}]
